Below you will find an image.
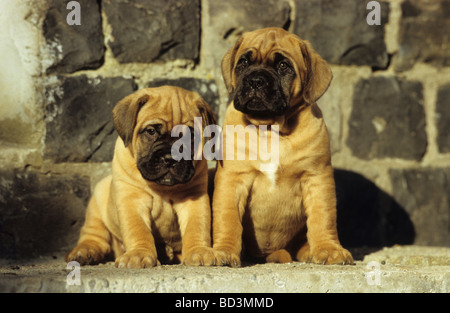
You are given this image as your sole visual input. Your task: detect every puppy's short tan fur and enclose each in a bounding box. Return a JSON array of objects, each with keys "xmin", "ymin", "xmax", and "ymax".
[
  {"xmin": 212, "ymin": 28, "xmax": 353, "ymax": 266},
  {"xmin": 66, "ymin": 86, "xmax": 216, "ymax": 268}
]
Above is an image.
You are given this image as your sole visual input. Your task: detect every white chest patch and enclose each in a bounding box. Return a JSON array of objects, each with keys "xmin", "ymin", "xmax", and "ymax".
[{"xmin": 260, "ymin": 162, "xmax": 279, "ymax": 188}]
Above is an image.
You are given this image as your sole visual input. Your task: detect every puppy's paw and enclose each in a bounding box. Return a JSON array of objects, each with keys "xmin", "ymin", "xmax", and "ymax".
[
  {"xmin": 115, "ymin": 249, "xmax": 159, "ymax": 268},
  {"xmin": 183, "ymin": 247, "xmax": 216, "ymax": 266},
  {"xmin": 213, "ymin": 248, "xmax": 241, "ymax": 267},
  {"xmin": 309, "ymin": 243, "xmax": 353, "ymax": 265},
  {"xmin": 65, "ymin": 242, "xmax": 105, "ymax": 265},
  {"xmin": 266, "ymin": 249, "xmax": 293, "ymax": 263}
]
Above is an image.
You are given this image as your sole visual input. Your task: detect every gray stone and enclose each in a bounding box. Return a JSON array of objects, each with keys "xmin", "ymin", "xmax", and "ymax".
[
  {"xmin": 0, "ymin": 168, "xmax": 90, "ymax": 259},
  {"xmin": 43, "ymin": 0, "xmax": 105, "ymax": 73},
  {"xmin": 1, "ymin": 246, "xmax": 450, "ymax": 292},
  {"xmin": 436, "ymin": 84, "xmax": 450, "ymax": 153},
  {"xmin": 347, "ymin": 77, "xmax": 427, "ymax": 160},
  {"xmin": 395, "ymin": 0, "xmax": 450, "ymax": 72},
  {"xmin": 209, "ymin": 0, "xmax": 291, "ymax": 39},
  {"xmin": 364, "ymin": 245, "xmax": 450, "ymax": 266},
  {"xmin": 44, "ymin": 75, "xmax": 137, "ymax": 163},
  {"xmin": 147, "ymin": 78, "xmax": 221, "ymax": 118},
  {"xmin": 103, "ymin": 0, "xmax": 200, "ymax": 63},
  {"xmin": 390, "ymin": 168, "xmax": 450, "ymax": 247},
  {"xmin": 294, "ymin": 0, "xmax": 389, "ymax": 68}
]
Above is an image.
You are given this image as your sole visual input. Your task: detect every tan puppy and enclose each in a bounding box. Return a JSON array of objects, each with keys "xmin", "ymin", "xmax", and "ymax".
[
  {"xmin": 212, "ymin": 27, "xmax": 353, "ymax": 266},
  {"xmin": 66, "ymin": 86, "xmax": 216, "ymax": 268}
]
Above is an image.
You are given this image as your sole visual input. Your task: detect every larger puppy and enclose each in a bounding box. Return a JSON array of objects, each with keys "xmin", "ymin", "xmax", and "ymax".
[
  {"xmin": 66, "ymin": 86, "xmax": 216, "ymax": 268},
  {"xmin": 212, "ymin": 28, "xmax": 353, "ymax": 266}
]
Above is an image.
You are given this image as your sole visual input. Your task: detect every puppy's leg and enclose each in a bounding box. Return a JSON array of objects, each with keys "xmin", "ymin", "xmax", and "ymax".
[
  {"xmin": 176, "ymin": 193, "xmax": 216, "ymax": 266},
  {"xmin": 66, "ymin": 184, "xmax": 111, "ymax": 265},
  {"xmin": 212, "ymin": 167, "xmax": 251, "ymax": 267},
  {"xmin": 114, "ymin": 189, "xmax": 159, "ymax": 269},
  {"xmin": 300, "ymin": 168, "xmax": 353, "ymax": 265}
]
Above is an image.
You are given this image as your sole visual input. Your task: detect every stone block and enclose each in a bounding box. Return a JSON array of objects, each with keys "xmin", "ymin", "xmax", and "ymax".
[
  {"xmin": 206, "ymin": 0, "xmax": 291, "ymax": 71},
  {"xmin": 347, "ymin": 77, "xmax": 427, "ymax": 160},
  {"xmin": 395, "ymin": 0, "xmax": 450, "ymax": 71},
  {"xmin": 44, "ymin": 75, "xmax": 137, "ymax": 162},
  {"xmin": 294, "ymin": 0, "xmax": 389, "ymax": 68},
  {"xmin": 0, "ymin": 168, "xmax": 90, "ymax": 259},
  {"xmin": 390, "ymin": 168, "xmax": 450, "ymax": 246},
  {"xmin": 209, "ymin": 0, "xmax": 291, "ymax": 39},
  {"xmin": 43, "ymin": 0, "xmax": 105, "ymax": 73},
  {"xmin": 436, "ymin": 83, "xmax": 450, "ymax": 153},
  {"xmin": 147, "ymin": 78, "xmax": 220, "ymax": 118},
  {"xmin": 103, "ymin": 0, "xmax": 200, "ymax": 63},
  {"xmin": 2, "ymin": 247, "xmax": 450, "ymax": 292}
]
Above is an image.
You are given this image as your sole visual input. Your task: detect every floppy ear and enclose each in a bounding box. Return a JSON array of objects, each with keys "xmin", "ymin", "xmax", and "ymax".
[
  {"xmin": 112, "ymin": 92, "xmax": 149, "ymax": 147},
  {"xmin": 301, "ymin": 40, "xmax": 333, "ymax": 104},
  {"xmin": 197, "ymin": 99, "xmax": 217, "ymax": 129},
  {"xmin": 221, "ymin": 37, "xmax": 243, "ymax": 94}
]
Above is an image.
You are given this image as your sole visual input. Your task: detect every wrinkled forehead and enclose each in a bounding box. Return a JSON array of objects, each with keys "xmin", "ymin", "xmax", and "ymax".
[
  {"xmin": 237, "ymin": 29, "xmax": 303, "ymax": 64},
  {"xmin": 136, "ymin": 90, "xmax": 199, "ymax": 131}
]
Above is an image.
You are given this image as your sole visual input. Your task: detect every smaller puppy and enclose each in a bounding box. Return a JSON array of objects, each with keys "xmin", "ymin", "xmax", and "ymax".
[{"xmin": 66, "ymin": 86, "xmax": 216, "ymax": 268}]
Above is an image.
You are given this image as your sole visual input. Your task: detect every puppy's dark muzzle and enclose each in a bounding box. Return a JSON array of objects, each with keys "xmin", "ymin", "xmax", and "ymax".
[
  {"xmin": 137, "ymin": 145, "xmax": 195, "ymax": 186},
  {"xmin": 234, "ymin": 69, "xmax": 288, "ymax": 117}
]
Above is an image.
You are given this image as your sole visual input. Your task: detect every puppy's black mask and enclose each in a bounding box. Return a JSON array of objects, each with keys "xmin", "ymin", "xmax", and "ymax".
[
  {"xmin": 233, "ymin": 52, "xmax": 296, "ymax": 117},
  {"xmin": 137, "ymin": 125, "xmax": 195, "ymax": 186}
]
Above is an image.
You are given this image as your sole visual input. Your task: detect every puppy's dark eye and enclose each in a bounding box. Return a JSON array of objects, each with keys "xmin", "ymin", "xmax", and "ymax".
[
  {"xmin": 237, "ymin": 57, "xmax": 249, "ymax": 67},
  {"xmin": 146, "ymin": 127, "xmax": 157, "ymax": 136},
  {"xmin": 278, "ymin": 61, "xmax": 292, "ymax": 73},
  {"xmin": 279, "ymin": 62, "xmax": 288, "ymax": 70}
]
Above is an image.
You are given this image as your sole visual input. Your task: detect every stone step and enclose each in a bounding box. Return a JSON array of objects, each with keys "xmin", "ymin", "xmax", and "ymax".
[{"xmin": 1, "ymin": 246, "xmax": 448, "ymax": 293}]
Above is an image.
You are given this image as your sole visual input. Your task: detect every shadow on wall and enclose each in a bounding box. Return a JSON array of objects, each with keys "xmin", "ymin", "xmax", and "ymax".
[{"xmin": 335, "ymin": 169, "xmax": 415, "ymax": 249}]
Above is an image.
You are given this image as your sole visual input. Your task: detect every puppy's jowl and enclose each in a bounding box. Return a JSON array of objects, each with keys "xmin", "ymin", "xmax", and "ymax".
[
  {"xmin": 212, "ymin": 27, "xmax": 353, "ymax": 266},
  {"xmin": 66, "ymin": 86, "xmax": 216, "ymax": 268}
]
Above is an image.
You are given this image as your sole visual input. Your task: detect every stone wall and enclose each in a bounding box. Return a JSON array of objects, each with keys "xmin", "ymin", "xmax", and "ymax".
[{"xmin": 0, "ymin": 0, "xmax": 449, "ymax": 259}]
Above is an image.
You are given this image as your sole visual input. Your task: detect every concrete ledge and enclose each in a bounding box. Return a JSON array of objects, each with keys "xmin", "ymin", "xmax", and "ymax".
[{"xmin": 1, "ymin": 246, "xmax": 448, "ymax": 293}]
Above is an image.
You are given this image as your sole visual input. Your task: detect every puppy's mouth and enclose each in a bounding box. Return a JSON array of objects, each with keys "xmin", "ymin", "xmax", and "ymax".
[
  {"xmin": 234, "ymin": 70, "xmax": 289, "ymax": 117},
  {"xmin": 137, "ymin": 149, "xmax": 195, "ymax": 186}
]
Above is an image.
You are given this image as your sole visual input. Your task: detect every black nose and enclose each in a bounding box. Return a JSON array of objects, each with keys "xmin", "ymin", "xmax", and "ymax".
[{"xmin": 247, "ymin": 75, "xmax": 268, "ymax": 90}]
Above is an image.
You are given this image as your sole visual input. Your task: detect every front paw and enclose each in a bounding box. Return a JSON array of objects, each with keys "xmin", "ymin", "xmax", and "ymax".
[
  {"xmin": 310, "ymin": 243, "xmax": 353, "ymax": 265},
  {"xmin": 213, "ymin": 248, "xmax": 241, "ymax": 267},
  {"xmin": 65, "ymin": 242, "xmax": 105, "ymax": 265},
  {"xmin": 115, "ymin": 249, "xmax": 159, "ymax": 268},
  {"xmin": 183, "ymin": 247, "xmax": 216, "ymax": 266}
]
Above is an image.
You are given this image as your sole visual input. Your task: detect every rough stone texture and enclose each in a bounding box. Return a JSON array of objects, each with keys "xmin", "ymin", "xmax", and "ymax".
[
  {"xmin": 43, "ymin": 0, "xmax": 105, "ymax": 73},
  {"xmin": 334, "ymin": 169, "xmax": 415, "ymax": 248},
  {"xmin": 0, "ymin": 168, "xmax": 90, "ymax": 259},
  {"xmin": 364, "ymin": 245, "xmax": 450, "ymax": 266},
  {"xmin": 44, "ymin": 75, "xmax": 137, "ymax": 163},
  {"xmin": 390, "ymin": 168, "xmax": 450, "ymax": 247},
  {"xmin": 395, "ymin": 0, "xmax": 450, "ymax": 72},
  {"xmin": 147, "ymin": 78, "xmax": 221, "ymax": 118},
  {"xmin": 294, "ymin": 0, "xmax": 389, "ymax": 68},
  {"xmin": 209, "ymin": 0, "xmax": 291, "ymax": 39},
  {"xmin": 436, "ymin": 84, "xmax": 450, "ymax": 153},
  {"xmin": 317, "ymin": 73, "xmax": 344, "ymax": 154},
  {"xmin": 347, "ymin": 77, "xmax": 427, "ymax": 160},
  {"xmin": 0, "ymin": 246, "xmax": 448, "ymax": 293},
  {"xmin": 103, "ymin": 0, "xmax": 200, "ymax": 63},
  {"xmin": 207, "ymin": 0, "xmax": 291, "ymax": 71}
]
